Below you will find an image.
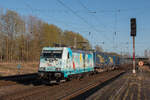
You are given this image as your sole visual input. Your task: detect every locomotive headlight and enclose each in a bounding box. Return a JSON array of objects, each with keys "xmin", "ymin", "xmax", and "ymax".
[
  {"xmin": 56, "ymin": 68, "xmax": 61, "ymax": 71},
  {"xmin": 39, "ymin": 67, "xmax": 46, "ymax": 71}
]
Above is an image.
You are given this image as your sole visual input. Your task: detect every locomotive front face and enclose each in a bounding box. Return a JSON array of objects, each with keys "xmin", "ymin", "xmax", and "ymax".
[
  {"xmin": 39, "ymin": 47, "xmax": 63, "ymax": 72},
  {"xmin": 38, "ymin": 47, "xmax": 65, "ymax": 80}
]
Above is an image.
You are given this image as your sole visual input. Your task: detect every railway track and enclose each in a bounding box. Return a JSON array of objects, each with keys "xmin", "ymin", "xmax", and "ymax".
[
  {"xmin": 59, "ymin": 71, "xmax": 125, "ymax": 100},
  {"xmin": 0, "ymin": 70, "xmax": 125, "ymax": 100},
  {"xmin": 0, "ymin": 73, "xmax": 38, "ymax": 87}
]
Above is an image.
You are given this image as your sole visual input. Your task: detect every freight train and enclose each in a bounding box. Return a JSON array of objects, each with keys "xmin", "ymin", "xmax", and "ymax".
[{"xmin": 38, "ymin": 47, "xmax": 129, "ymax": 83}]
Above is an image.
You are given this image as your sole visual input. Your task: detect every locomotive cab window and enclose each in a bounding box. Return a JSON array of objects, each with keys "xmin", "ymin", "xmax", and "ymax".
[{"xmin": 42, "ymin": 50, "xmax": 62, "ymax": 58}]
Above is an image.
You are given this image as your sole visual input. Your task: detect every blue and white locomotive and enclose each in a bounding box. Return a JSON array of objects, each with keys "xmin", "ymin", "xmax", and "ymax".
[{"xmin": 38, "ymin": 47, "xmax": 94, "ymax": 83}]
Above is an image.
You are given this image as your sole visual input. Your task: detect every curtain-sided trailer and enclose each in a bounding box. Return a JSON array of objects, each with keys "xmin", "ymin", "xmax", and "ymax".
[
  {"xmin": 93, "ymin": 51, "xmax": 120, "ymax": 72},
  {"xmin": 38, "ymin": 47, "xmax": 94, "ymax": 83}
]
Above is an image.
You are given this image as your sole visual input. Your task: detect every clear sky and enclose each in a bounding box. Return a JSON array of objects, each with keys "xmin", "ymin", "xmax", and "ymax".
[{"xmin": 0, "ymin": 0, "xmax": 150, "ymax": 56}]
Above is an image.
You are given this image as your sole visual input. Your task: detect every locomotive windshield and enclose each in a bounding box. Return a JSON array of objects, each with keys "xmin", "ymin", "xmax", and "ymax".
[{"xmin": 42, "ymin": 50, "xmax": 62, "ymax": 58}]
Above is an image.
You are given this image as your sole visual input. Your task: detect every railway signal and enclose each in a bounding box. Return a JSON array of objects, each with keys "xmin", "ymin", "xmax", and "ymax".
[
  {"xmin": 130, "ymin": 18, "xmax": 136, "ymax": 36},
  {"xmin": 130, "ymin": 18, "xmax": 136, "ymax": 74}
]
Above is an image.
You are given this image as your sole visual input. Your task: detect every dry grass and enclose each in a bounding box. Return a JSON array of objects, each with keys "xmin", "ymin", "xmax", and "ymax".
[{"xmin": 0, "ymin": 62, "xmax": 39, "ymax": 76}]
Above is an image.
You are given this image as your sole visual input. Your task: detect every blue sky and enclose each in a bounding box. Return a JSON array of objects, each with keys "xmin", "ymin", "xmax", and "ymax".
[{"xmin": 0, "ymin": 0, "xmax": 150, "ymax": 56}]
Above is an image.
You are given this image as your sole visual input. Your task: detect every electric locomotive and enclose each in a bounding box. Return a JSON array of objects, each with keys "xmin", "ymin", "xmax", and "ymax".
[{"xmin": 38, "ymin": 47, "xmax": 94, "ymax": 83}]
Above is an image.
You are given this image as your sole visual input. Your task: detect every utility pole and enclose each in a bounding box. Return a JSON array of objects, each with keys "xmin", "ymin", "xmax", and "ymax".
[
  {"xmin": 74, "ymin": 36, "xmax": 76, "ymax": 49},
  {"xmin": 130, "ymin": 18, "xmax": 136, "ymax": 74},
  {"xmin": 132, "ymin": 36, "xmax": 136, "ymax": 73}
]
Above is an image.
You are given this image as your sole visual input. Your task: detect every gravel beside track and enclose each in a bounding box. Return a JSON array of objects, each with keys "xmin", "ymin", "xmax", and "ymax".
[
  {"xmin": 0, "ymin": 73, "xmax": 37, "ymax": 87},
  {"xmin": 0, "ymin": 70, "xmax": 124, "ymax": 100},
  {"xmin": 0, "ymin": 80, "xmax": 17, "ymax": 86}
]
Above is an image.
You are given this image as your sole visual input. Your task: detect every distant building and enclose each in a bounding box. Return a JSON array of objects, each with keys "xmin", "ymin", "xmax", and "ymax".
[{"xmin": 144, "ymin": 49, "xmax": 148, "ymax": 58}]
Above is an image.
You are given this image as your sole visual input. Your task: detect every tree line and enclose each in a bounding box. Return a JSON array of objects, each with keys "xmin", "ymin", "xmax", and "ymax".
[{"xmin": 0, "ymin": 9, "xmax": 91, "ymax": 62}]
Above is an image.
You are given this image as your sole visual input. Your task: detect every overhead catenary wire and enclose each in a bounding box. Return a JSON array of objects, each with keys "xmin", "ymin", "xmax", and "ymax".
[
  {"xmin": 77, "ymin": 0, "xmax": 114, "ymax": 32},
  {"xmin": 23, "ymin": 0, "xmax": 103, "ymax": 35},
  {"xmin": 56, "ymin": 0, "xmax": 112, "ymax": 42},
  {"xmin": 77, "ymin": 0, "xmax": 126, "ymax": 51},
  {"xmin": 77, "ymin": 0, "xmax": 115, "ymax": 45}
]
